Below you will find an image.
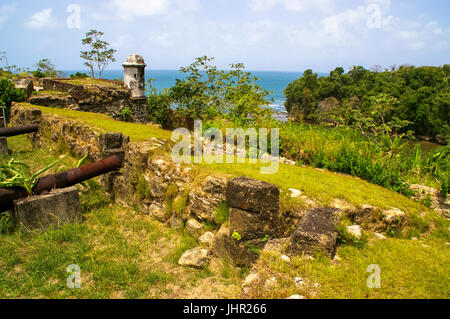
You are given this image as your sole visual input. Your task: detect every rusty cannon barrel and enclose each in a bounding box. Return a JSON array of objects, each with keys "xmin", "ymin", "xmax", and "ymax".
[
  {"xmin": 0, "ymin": 124, "xmax": 39, "ymax": 138},
  {"xmin": 0, "ymin": 155, "xmax": 122, "ymax": 211}
]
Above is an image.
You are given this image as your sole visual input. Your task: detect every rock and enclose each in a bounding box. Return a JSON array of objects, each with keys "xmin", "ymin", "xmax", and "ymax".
[
  {"xmin": 100, "ymin": 132, "xmax": 124, "ymax": 150},
  {"xmin": 262, "ymin": 238, "xmax": 290, "ymax": 254},
  {"xmin": 212, "ymin": 225, "xmax": 263, "ymax": 266},
  {"xmin": 382, "ymin": 208, "xmax": 406, "ymax": 226},
  {"xmin": 410, "ymin": 184, "xmax": 444, "ymax": 209},
  {"xmin": 148, "ymin": 176, "xmax": 165, "ymax": 198},
  {"xmin": 186, "ymin": 218, "xmax": 204, "ymax": 236},
  {"xmin": 288, "ymin": 188, "xmax": 302, "ymax": 198},
  {"xmin": 199, "ymin": 231, "xmax": 215, "ymax": 247},
  {"xmin": 243, "ymin": 273, "xmax": 260, "ymax": 287},
  {"xmin": 330, "ymin": 199, "xmax": 356, "ymax": 212},
  {"xmin": 288, "ymin": 207, "xmax": 340, "ymax": 258},
  {"xmin": 281, "ymin": 255, "xmax": 291, "ymax": 263},
  {"xmin": 15, "ymin": 187, "xmax": 82, "ymax": 230},
  {"xmin": 374, "ymin": 233, "xmax": 387, "ymax": 240},
  {"xmin": 178, "ymin": 248, "xmax": 210, "ymax": 268},
  {"xmin": 201, "ymin": 176, "xmax": 227, "ymax": 200},
  {"xmin": 350, "ymin": 204, "xmax": 379, "ymax": 224},
  {"xmin": 294, "ymin": 277, "xmax": 304, "ymax": 286},
  {"xmin": 286, "ymin": 295, "xmax": 306, "ymax": 299},
  {"xmin": 150, "ymin": 158, "xmax": 170, "ymax": 176},
  {"xmin": 168, "ymin": 215, "xmax": 184, "ymax": 230},
  {"xmin": 149, "ymin": 203, "xmax": 168, "ymax": 222},
  {"xmin": 264, "ymin": 277, "xmax": 277, "ymax": 290},
  {"xmin": 347, "ymin": 225, "xmax": 362, "ymax": 239},
  {"xmin": 229, "ymin": 207, "xmax": 277, "ymax": 241},
  {"xmin": 189, "ymin": 193, "xmax": 220, "ymax": 223},
  {"xmin": 285, "ymin": 160, "xmax": 296, "ymax": 166},
  {"xmin": 226, "ymin": 177, "xmax": 279, "ymax": 213}
]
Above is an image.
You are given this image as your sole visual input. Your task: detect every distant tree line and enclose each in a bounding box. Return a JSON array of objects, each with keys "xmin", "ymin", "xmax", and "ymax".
[{"xmin": 284, "ymin": 65, "xmax": 450, "ymax": 143}]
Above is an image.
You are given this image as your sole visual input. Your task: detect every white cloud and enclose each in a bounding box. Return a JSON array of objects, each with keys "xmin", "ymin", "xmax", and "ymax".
[
  {"xmin": 111, "ymin": 0, "xmax": 169, "ymax": 20},
  {"xmin": 0, "ymin": 3, "xmax": 16, "ymax": 25},
  {"xmin": 248, "ymin": 0, "xmax": 334, "ymax": 14},
  {"xmin": 26, "ymin": 8, "xmax": 57, "ymax": 29}
]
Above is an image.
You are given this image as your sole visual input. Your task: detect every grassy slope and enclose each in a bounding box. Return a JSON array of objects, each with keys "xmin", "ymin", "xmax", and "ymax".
[
  {"xmin": 2, "ymin": 103, "xmax": 449, "ymax": 299},
  {"xmin": 20, "ymin": 103, "xmax": 427, "ymax": 213},
  {"xmin": 0, "ymin": 136, "xmax": 242, "ymax": 299}
]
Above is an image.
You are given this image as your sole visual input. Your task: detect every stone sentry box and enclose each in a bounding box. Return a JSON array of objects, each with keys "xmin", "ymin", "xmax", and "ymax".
[{"xmin": 123, "ymin": 54, "xmax": 147, "ymax": 99}]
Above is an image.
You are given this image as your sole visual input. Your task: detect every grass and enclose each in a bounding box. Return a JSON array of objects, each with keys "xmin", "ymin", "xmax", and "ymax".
[
  {"xmin": 254, "ymin": 235, "xmax": 450, "ymax": 299},
  {"xmin": 0, "ymin": 136, "xmax": 241, "ymax": 299},
  {"xmin": 3, "ymin": 106, "xmax": 449, "ymax": 299},
  {"xmin": 19, "ymin": 102, "xmax": 433, "ymax": 214},
  {"xmin": 19, "ymin": 103, "xmax": 171, "ymax": 142},
  {"xmin": 31, "ymin": 90, "xmax": 70, "ymax": 97},
  {"xmin": 62, "ymin": 78, "xmax": 123, "ymax": 88}
]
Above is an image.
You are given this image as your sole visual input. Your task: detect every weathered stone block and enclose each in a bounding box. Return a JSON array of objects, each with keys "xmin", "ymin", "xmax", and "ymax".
[
  {"xmin": 226, "ymin": 177, "xmax": 279, "ymax": 213},
  {"xmin": 212, "ymin": 225, "xmax": 265, "ymax": 267},
  {"xmin": 229, "ymin": 207, "xmax": 276, "ymax": 241},
  {"xmin": 15, "ymin": 187, "xmax": 82, "ymax": 230},
  {"xmin": 201, "ymin": 176, "xmax": 227, "ymax": 200},
  {"xmin": 100, "ymin": 132, "xmax": 124, "ymax": 150},
  {"xmin": 288, "ymin": 207, "xmax": 340, "ymax": 258},
  {"xmin": 0, "ymin": 137, "xmax": 8, "ymax": 155}
]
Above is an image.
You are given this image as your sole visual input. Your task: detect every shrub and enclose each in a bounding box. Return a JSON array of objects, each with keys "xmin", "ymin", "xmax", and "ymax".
[
  {"xmin": 70, "ymin": 72, "xmax": 89, "ymax": 79},
  {"xmin": 118, "ymin": 107, "xmax": 133, "ymax": 122},
  {"xmin": 0, "ymin": 78, "xmax": 24, "ymax": 120}
]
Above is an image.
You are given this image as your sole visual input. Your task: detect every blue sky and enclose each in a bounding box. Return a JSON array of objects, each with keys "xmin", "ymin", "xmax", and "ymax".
[{"xmin": 0, "ymin": 0, "xmax": 449, "ymax": 72}]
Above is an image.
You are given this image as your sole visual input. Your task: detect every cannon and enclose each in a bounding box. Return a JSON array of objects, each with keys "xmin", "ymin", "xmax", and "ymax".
[
  {"xmin": 0, "ymin": 155, "xmax": 122, "ymax": 211},
  {"xmin": 0, "ymin": 124, "xmax": 39, "ymax": 138}
]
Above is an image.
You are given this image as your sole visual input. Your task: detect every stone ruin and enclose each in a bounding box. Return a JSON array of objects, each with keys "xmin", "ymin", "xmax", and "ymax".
[{"xmin": 23, "ymin": 54, "xmax": 149, "ymax": 123}]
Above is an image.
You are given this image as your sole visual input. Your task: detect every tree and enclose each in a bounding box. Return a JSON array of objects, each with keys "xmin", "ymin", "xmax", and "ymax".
[
  {"xmin": 80, "ymin": 30, "xmax": 116, "ymax": 79},
  {"xmin": 169, "ymin": 56, "xmax": 273, "ymax": 126},
  {"xmin": 32, "ymin": 59, "xmax": 62, "ymax": 78}
]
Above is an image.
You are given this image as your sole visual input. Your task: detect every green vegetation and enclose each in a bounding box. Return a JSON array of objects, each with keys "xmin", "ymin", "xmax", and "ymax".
[
  {"xmin": 147, "ymin": 56, "xmax": 274, "ymax": 128},
  {"xmin": 0, "ymin": 135, "xmax": 241, "ymax": 298},
  {"xmin": 31, "ymin": 59, "xmax": 63, "ymax": 78},
  {"xmin": 0, "ymin": 114, "xmax": 448, "ymax": 299},
  {"xmin": 70, "ymin": 72, "xmax": 89, "ymax": 79},
  {"xmin": 0, "ymin": 158, "xmax": 57, "ymax": 195},
  {"xmin": 118, "ymin": 107, "xmax": 133, "ymax": 122},
  {"xmin": 284, "ymin": 65, "xmax": 450, "ymax": 143},
  {"xmin": 279, "ymin": 122, "xmax": 449, "ymax": 194},
  {"xmin": 214, "ymin": 202, "xmax": 229, "ymax": 225},
  {"xmin": 19, "ymin": 103, "xmax": 171, "ymax": 141},
  {"xmin": 0, "ymin": 79, "xmax": 24, "ymax": 119},
  {"xmin": 80, "ymin": 29, "xmax": 116, "ymax": 79}
]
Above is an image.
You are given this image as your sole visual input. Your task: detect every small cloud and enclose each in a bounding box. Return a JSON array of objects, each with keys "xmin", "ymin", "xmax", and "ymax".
[
  {"xmin": 248, "ymin": 0, "xmax": 334, "ymax": 14},
  {"xmin": 111, "ymin": 0, "xmax": 169, "ymax": 20},
  {"xmin": 26, "ymin": 8, "xmax": 57, "ymax": 29}
]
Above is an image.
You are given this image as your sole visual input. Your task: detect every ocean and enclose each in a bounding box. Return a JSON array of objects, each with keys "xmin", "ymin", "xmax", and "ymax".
[{"xmin": 63, "ymin": 69, "xmax": 307, "ymax": 114}]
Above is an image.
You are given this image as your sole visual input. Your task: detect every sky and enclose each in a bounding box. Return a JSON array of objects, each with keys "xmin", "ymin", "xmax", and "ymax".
[{"xmin": 0, "ymin": 0, "xmax": 449, "ymax": 72}]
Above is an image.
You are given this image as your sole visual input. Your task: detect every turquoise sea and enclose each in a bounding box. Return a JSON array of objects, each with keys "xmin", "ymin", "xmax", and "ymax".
[{"xmin": 62, "ymin": 70, "xmax": 326, "ymax": 114}]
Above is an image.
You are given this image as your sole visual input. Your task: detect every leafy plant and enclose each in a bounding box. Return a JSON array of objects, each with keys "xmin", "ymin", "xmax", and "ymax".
[
  {"xmin": 0, "ymin": 158, "xmax": 57, "ymax": 195},
  {"xmin": 118, "ymin": 107, "xmax": 133, "ymax": 122},
  {"xmin": 232, "ymin": 231, "xmax": 241, "ymax": 241}
]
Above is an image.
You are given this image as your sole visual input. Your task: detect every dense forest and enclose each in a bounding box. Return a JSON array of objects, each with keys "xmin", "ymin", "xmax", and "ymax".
[{"xmin": 284, "ymin": 65, "xmax": 450, "ymax": 143}]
